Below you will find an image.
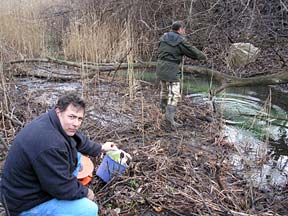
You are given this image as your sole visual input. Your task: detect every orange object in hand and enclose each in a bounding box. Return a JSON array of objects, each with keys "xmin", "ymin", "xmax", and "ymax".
[
  {"xmin": 77, "ymin": 155, "xmax": 94, "ymax": 185},
  {"xmin": 79, "ymin": 176, "xmax": 92, "ymax": 185}
]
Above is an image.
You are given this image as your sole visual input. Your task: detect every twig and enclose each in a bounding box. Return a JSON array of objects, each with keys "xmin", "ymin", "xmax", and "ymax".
[
  {"xmin": 101, "ymin": 47, "xmax": 132, "ymax": 108},
  {"xmin": 0, "ymin": 133, "xmax": 9, "ymax": 150},
  {"xmin": 1, "ymin": 112, "xmax": 24, "ymax": 127},
  {"xmin": 143, "ymin": 196, "xmax": 188, "ymax": 216},
  {"xmin": 186, "ymin": 186, "xmax": 213, "ymax": 215}
]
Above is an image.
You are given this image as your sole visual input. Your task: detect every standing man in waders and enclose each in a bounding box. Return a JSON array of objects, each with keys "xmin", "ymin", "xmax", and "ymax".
[{"xmin": 156, "ymin": 21, "xmax": 207, "ymax": 127}]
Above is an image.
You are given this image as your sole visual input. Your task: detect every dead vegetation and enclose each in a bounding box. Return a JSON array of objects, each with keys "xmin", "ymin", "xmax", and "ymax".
[
  {"xmin": 1, "ymin": 0, "xmax": 288, "ymax": 215},
  {"xmin": 1, "ymin": 64, "xmax": 288, "ymax": 215},
  {"xmin": 1, "ymin": 0, "xmax": 287, "ymax": 73}
]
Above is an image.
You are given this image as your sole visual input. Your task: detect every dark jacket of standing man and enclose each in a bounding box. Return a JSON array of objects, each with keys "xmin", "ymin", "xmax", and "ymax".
[
  {"xmin": 1, "ymin": 93, "xmax": 118, "ymax": 216},
  {"xmin": 156, "ymin": 21, "xmax": 207, "ymax": 126}
]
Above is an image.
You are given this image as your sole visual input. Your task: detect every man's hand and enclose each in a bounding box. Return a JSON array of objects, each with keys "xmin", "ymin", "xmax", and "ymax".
[
  {"xmin": 101, "ymin": 141, "xmax": 118, "ymax": 152},
  {"xmin": 87, "ymin": 188, "xmax": 95, "ymax": 200}
]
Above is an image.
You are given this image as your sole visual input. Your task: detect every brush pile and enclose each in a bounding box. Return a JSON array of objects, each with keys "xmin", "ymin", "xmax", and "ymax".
[{"xmin": 0, "ymin": 70, "xmax": 287, "ymax": 215}]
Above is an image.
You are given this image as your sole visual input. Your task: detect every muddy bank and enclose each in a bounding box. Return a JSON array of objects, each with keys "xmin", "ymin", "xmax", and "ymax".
[{"xmin": 0, "ymin": 68, "xmax": 287, "ymax": 215}]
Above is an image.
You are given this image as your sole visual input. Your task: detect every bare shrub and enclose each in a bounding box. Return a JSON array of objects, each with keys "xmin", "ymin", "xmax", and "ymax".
[{"xmin": 0, "ymin": 0, "xmax": 287, "ymax": 75}]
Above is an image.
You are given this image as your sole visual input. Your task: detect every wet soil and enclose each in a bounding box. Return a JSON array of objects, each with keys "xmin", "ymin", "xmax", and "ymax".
[{"xmin": 0, "ymin": 71, "xmax": 287, "ymax": 215}]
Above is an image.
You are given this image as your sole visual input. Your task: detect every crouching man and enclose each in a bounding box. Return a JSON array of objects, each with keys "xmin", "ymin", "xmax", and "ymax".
[{"xmin": 1, "ymin": 93, "xmax": 117, "ymax": 216}]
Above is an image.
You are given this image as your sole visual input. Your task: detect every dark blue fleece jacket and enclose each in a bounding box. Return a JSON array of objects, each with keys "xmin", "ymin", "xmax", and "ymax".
[{"xmin": 1, "ymin": 108, "xmax": 102, "ymax": 216}]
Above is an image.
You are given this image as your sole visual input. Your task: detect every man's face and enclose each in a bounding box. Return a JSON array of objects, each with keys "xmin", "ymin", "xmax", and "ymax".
[
  {"xmin": 56, "ymin": 104, "xmax": 84, "ymax": 136},
  {"xmin": 179, "ymin": 27, "xmax": 186, "ymax": 35}
]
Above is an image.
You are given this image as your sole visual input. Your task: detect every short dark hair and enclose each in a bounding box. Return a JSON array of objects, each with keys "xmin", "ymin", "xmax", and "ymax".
[
  {"xmin": 171, "ymin": 21, "xmax": 185, "ymax": 31},
  {"xmin": 56, "ymin": 93, "xmax": 86, "ymax": 112}
]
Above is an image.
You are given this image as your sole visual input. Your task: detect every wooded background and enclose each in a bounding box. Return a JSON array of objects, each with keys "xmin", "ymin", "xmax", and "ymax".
[
  {"xmin": 1, "ymin": 1, "xmax": 288, "ymax": 215},
  {"xmin": 0, "ymin": 0, "xmax": 287, "ymax": 77}
]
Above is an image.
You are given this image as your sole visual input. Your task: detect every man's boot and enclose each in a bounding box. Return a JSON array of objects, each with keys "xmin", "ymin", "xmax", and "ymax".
[
  {"xmin": 160, "ymin": 98, "xmax": 168, "ymax": 114},
  {"xmin": 165, "ymin": 105, "xmax": 183, "ymax": 127}
]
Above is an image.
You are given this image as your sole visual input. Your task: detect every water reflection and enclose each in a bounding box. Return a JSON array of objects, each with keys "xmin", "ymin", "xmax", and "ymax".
[
  {"xmin": 187, "ymin": 81, "xmax": 288, "ymax": 190},
  {"xmin": 225, "ymin": 126, "xmax": 288, "ymax": 191}
]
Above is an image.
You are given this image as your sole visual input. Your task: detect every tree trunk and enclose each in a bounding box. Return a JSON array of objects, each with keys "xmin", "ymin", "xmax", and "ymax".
[{"xmin": 6, "ymin": 58, "xmax": 288, "ymax": 94}]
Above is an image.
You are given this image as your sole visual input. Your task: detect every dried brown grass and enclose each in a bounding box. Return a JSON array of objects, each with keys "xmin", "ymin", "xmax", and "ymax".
[
  {"xmin": 63, "ymin": 17, "xmax": 139, "ymax": 63},
  {"xmin": 0, "ymin": 0, "xmax": 57, "ymax": 58}
]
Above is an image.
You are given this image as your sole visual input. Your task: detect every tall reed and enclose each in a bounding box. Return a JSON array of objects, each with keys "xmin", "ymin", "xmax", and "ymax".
[
  {"xmin": 0, "ymin": 56, "xmax": 13, "ymax": 148},
  {"xmin": 126, "ymin": 17, "xmax": 136, "ymax": 100},
  {"xmin": 63, "ymin": 17, "xmax": 139, "ymax": 63},
  {"xmin": 0, "ymin": 0, "xmax": 54, "ymax": 58}
]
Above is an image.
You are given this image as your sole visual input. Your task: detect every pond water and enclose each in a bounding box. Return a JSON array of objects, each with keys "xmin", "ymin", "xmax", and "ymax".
[
  {"xmin": 126, "ymin": 70, "xmax": 288, "ymax": 191},
  {"xmin": 185, "ymin": 74, "xmax": 288, "ymax": 191}
]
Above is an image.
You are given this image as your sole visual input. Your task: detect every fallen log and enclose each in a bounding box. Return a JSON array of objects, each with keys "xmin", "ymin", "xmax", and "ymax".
[
  {"xmin": 6, "ymin": 58, "xmax": 288, "ymax": 95},
  {"xmin": 12, "ymin": 65, "xmax": 81, "ymax": 81},
  {"xmin": 212, "ymin": 71, "xmax": 288, "ymax": 94},
  {"xmin": 183, "ymin": 65, "xmax": 288, "ymax": 94},
  {"xmin": 7, "ymin": 57, "xmax": 157, "ymax": 81},
  {"xmin": 7, "ymin": 57, "xmax": 157, "ymax": 73}
]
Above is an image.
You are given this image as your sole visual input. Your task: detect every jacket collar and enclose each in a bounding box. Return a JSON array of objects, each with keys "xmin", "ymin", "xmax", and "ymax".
[
  {"xmin": 48, "ymin": 108, "xmax": 79, "ymax": 148},
  {"xmin": 48, "ymin": 108, "xmax": 70, "ymax": 140}
]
